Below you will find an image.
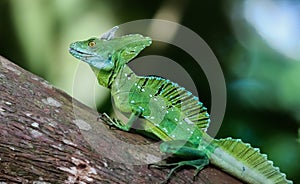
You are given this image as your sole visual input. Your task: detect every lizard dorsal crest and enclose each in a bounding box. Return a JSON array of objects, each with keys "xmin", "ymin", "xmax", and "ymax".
[
  {"xmin": 160, "ymin": 79, "xmax": 210, "ymax": 132},
  {"xmin": 141, "ymin": 76, "xmax": 210, "ymax": 132},
  {"xmin": 212, "ymin": 138, "xmax": 292, "ymax": 184}
]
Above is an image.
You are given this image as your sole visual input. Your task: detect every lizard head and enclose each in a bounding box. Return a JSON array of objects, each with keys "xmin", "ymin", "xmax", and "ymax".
[{"xmin": 69, "ymin": 26, "xmax": 152, "ymax": 71}]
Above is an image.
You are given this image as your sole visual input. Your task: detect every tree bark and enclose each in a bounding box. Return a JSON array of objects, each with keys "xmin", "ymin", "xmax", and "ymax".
[{"xmin": 0, "ymin": 55, "xmax": 243, "ymax": 184}]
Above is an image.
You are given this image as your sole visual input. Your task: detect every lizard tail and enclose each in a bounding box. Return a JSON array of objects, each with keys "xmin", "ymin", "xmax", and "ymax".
[{"xmin": 209, "ymin": 137, "xmax": 292, "ymax": 184}]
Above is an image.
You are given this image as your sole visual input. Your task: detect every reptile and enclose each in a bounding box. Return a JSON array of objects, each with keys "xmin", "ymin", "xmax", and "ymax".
[{"xmin": 69, "ymin": 26, "xmax": 292, "ymax": 184}]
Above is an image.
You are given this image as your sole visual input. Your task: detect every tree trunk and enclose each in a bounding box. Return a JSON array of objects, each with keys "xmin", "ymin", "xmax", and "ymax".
[{"xmin": 0, "ymin": 55, "xmax": 243, "ymax": 184}]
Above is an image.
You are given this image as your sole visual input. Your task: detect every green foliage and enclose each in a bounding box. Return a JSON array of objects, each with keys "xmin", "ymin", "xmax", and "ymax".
[{"xmin": 298, "ymin": 129, "xmax": 300, "ymax": 145}]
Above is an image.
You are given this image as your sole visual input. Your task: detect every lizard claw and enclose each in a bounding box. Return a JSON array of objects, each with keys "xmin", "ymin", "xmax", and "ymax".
[
  {"xmin": 97, "ymin": 113, "xmax": 110, "ymax": 122},
  {"xmin": 97, "ymin": 112, "xmax": 128, "ymax": 131},
  {"xmin": 149, "ymin": 158, "xmax": 208, "ymax": 183},
  {"xmin": 148, "ymin": 162, "xmax": 182, "ymax": 184},
  {"xmin": 97, "ymin": 113, "xmax": 117, "ymax": 128}
]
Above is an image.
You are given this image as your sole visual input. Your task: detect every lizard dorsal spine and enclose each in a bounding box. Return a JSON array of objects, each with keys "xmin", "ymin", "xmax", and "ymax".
[{"xmin": 209, "ymin": 138, "xmax": 292, "ymax": 184}]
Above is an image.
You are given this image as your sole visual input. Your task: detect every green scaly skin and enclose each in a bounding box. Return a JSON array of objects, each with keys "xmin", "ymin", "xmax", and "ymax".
[{"xmin": 69, "ymin": 26, "xmax": 293, "ymax": 184}]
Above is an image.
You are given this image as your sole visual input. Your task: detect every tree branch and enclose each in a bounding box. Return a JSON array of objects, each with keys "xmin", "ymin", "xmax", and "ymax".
[{"xmin": 0, "ymin": 56, "xmax": 243, "ymax": 184}]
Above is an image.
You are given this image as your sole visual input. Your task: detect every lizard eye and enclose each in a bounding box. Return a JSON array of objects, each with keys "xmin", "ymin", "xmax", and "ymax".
[{"xmin": 88, "ymin": 41, "xmax": 96, "ymax": 47}]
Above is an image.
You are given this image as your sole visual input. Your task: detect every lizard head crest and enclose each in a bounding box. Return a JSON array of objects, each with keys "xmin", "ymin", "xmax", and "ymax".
[{"xmin": 100, "ymin": 26, "xmax": 119, "ymax": 41}]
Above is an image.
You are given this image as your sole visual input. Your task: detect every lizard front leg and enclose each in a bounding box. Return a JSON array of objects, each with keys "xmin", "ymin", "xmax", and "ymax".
[{"xmin": 99, "ymin": 109, "xmax": 142, "ymax": 131}]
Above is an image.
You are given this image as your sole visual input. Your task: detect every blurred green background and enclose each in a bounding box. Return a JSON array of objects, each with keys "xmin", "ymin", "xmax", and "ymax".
[{"xmin": 0, "ymin": 0, "xmax": 299, "ymax": 182}]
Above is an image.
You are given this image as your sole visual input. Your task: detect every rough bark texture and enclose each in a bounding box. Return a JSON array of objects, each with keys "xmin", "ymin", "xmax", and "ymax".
[{"xmin": 0, "ymin": 55, "xmax": 243, "ymax": 184}]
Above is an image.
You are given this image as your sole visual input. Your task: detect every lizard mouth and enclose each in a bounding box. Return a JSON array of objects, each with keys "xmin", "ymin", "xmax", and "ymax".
[{"xmin": 69, "ymin": 48, "xmax": 93, "ymax": 57}]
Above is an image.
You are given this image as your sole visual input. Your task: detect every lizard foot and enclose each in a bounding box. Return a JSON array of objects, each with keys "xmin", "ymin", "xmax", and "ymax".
[
  {"xmin": 97, "ymin": 113, "xmax": 126, "ymax": 130},
  {"xmin": 149, "ymin": 158, "xmax": 209, "ymax": 183}
]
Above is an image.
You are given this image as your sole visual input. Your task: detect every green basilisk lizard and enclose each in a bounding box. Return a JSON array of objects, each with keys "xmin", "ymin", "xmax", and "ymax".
[{"xmin": 69, "ymin": 26, "xmax": 292, "ymax": 184}]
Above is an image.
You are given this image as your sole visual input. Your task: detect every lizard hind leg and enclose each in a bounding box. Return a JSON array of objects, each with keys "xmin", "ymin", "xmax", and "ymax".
[
  {"xmin": 150, "ymin": 158, "xmax": 209, "ymax": 183},
  {"xmin": 150, "ymin": 140, "xmax": 209, "ymax": 183}
]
